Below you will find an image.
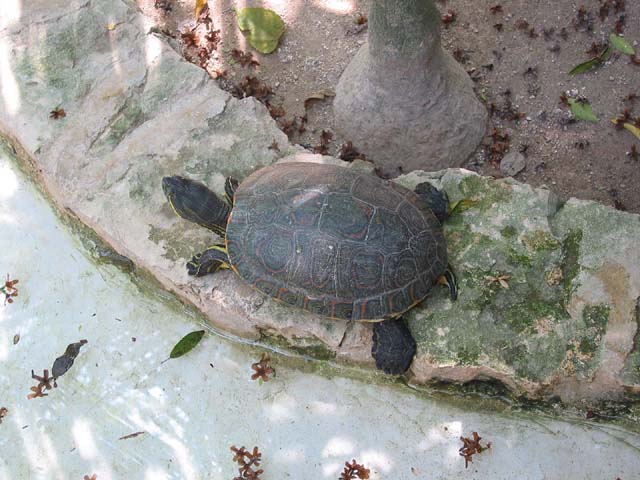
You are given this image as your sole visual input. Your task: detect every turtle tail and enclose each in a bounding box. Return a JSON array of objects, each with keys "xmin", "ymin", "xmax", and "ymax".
[{"xmin": 162, "ymin": 176, "xmax": 230, "ymax": 237}]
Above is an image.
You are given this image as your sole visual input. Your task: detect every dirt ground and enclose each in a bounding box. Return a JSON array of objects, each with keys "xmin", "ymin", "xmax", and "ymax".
[{"xmin": 138, "ymin": 0, "xmax": 640, "ymax": 213}]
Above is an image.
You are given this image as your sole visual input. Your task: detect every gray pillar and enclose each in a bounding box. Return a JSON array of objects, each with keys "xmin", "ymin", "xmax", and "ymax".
[{"xmin": 334, "ymin": 0, "xmax": 487, "ymax": 176}]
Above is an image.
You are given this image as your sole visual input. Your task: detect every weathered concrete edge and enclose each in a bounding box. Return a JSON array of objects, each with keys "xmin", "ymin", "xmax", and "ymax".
[{"xmin": 0, "ymin": 127, "xmax": 369, "ymax": 368}]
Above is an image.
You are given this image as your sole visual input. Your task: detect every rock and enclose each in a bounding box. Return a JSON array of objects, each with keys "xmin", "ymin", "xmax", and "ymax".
[
  {"xmin": 395, "ymin": 170, "xmax": 640, "ymax": 404},
  {"xmin": 1, "ymin": 0, "xmax": 638, "ymax": 407},
  {"xmin": 500, "ymin": 152, "xmax": 527, "ymax": 177}
]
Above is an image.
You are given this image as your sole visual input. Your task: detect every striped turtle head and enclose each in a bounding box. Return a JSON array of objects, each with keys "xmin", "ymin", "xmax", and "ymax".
[{"xmin": 162, "ymin": 176, "xmax": 228, "ymax": 235}]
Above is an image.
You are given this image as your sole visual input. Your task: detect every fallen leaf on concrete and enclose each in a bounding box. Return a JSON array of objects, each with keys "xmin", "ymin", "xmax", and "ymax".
[
  {"xmin": 487, "ymin": 274, "xmax": 511, "ymax": 289},
  {"xmin": 49, "ymin": 107, "xmax": 66, "ymax": 119},
  {"xmin": 609, "ymin": 33, "xmax": 635, "ymax": 55},
  {"xmin": 251, "ymin": 353, "xmax": 275, "ymax": 382},
  {"xmin": 339, "ymin": 459, "xmax": 370, "ymax": 479},
  {"xmin": 237, "ymin": 7, "xmax": 285, "ymax": 54},
  {"xmin": 195, "ymin": 0, "xmax": 207, "ymax": 19},
  {"xmin": 459, "ymin": 431, "xmax": 491, "ymax": 468},
  {"xmin": 231, "ymin": 49, "xmax": 260, "ymax": 68},
  {"xmin": 169, "ymin": 330, "xmax": 205, "ymax": 359},
  {"xmin": 569, "ymin": 46, "xmax": 611, "ymax": 75},
  {"xmin": 118, "ymin": 431, "xmax": 146, "ymax": 440},
  {"xmin": 568, "ymin": 98, "xmax": 598, "ymax": 122},
  {"xmin": 52, "ymin": 339, "xmax": 88, "ymax": 378},
  {"xmin": 621, "ymin": 122, "xmax": 640, "ymax": 140}
]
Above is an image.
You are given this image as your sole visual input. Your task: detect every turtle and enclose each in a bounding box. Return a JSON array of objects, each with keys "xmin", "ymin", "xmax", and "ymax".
[{"xmin": 162, "ymin": 162, "xmax": 457, "ymax": 374}]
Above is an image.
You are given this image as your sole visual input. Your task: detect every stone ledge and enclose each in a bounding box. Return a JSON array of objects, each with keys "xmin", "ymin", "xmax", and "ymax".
[{"xmin": 1, "ymin": 0, "xmax": 638, "ymax": 407}]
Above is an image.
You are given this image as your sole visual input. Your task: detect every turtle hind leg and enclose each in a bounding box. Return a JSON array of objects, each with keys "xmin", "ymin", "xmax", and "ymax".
[
  {"xmin": 371, "ymin": 318, "xmax": 416, "ymax": 374},
  {"xmin": 188, "ymin": 244, "xmax": 231, "ymax": 277},
  {"xmin": 414, "ymin": 182, "xmax": 450, "ymax": 224},
  {"xmin": 162, "ymin": 176, "xmax": 230, "ymax": 236},
  {"xmin": 224, "ymin": 177, "xmax": 239, "ymax": 205}
]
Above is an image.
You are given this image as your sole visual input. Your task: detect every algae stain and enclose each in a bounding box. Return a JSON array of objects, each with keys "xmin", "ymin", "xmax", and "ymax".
[
  {"xmin": 622, "ymin": 297, "xmax": 640, "ymax": 383},
  {"xmin": 506, "ymin": 247, "xmax": 532, "ymax": 268},
  {"xmin": 501, "ymin": 225, "xmax": 517, "ymax": 238},
  {"xmin": 456, "ymin": 345, "xmax": 480, "ymax": 365},
  {"xmin": 106, "ymin": 103, "xmax": 144, "ymax": 146},
  {"xmin": 501, "ymin": 298, "xmax": 566, "ymax": 335},
  {"xmin": 522, "ymin": 230, "xmax": 561, "ymax": 252},
  {"xmin": 148, "ymin": 225, "xmax": 209, "ymax": 262},
  {"xmin": 562, "ymin": 304, "xmax": 611, "ymax": 375},
  {"xmin": 561, "ymin": 229, "xmax": 583, "ymax": 302},
  {"xmin": 459, "ymin": 175, "xmax": 511, "ymax": 206},
  {"xmin": 262, "ymin": 333, "xmax": 337, "ymax": 361}
]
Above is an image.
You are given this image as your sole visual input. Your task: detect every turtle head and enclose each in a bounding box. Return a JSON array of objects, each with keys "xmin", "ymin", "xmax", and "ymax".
[
  {"xmin": 414, "ymin": 182, "xmax": 450, "ymax": 224},
  {"xmin": 162, "ymin": 176, "xmax": 229, "ymax": 235}
]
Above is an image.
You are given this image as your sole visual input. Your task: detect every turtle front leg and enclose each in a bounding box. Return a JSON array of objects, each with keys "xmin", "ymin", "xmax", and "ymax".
[{"xmin": 187, "ymin": 244, "xmax": 231, "ymax": 277}]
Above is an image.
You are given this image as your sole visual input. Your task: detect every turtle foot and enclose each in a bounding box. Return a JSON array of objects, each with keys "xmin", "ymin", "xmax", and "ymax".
[
  {"xmin": 371, "ymin": 319, "xmax": 416, "ymax": 375},
  {"xmin": 186, "ymin": 245, "xmax": 230, "ymax": 277},
  {"xmin": 186, "ymin": 253, "xmax": 207, "ymax": 277}
]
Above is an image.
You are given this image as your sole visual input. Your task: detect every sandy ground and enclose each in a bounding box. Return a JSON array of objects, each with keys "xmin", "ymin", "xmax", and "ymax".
[{"xmin": 137, "ymin": 0, "xmax": 640, "ymax": 212}]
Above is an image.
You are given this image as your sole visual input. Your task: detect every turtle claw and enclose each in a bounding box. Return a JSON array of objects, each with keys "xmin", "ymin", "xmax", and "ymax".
[
  {"xmin": 186, "ymin": 253, "xmax": 205, "ymax": 277},
  {"xmin": 186, "ymin": 246, "xmax": 230, "ymax": 277}
]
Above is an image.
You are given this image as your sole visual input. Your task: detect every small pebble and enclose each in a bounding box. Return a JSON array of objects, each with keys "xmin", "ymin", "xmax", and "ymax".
[{"xmin": 500, "ymin": 152, "xmax": 526, "ymax": 177}]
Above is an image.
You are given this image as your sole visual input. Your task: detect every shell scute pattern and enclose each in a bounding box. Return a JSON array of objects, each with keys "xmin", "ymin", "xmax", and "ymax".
[{"xmin": 227, "ymin": 163, "xmax": 447, "ymax": 320}]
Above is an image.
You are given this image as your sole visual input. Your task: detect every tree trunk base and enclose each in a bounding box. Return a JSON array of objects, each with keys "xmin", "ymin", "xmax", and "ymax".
[{"xmin": 334, "ymin": 43, "xmax": 487, "ymax": 177}]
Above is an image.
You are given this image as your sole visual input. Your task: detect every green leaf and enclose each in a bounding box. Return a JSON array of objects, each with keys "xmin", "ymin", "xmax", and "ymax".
[
  {"xmin": 568, "ymin": 46, "xmax": 611, "ymax": 75},
  {"xmin": 169, "ymin": 330, "xmax": 205, "ymax": 359},
  {"xmin": 450, "ymin": 198, "xmax": 480, "ymax": 215},
  {"xmin": 567, "ymin": 98, "xmax": 598, "ymax": 123},
  {"xmin": 237, "ymin": 7, "xmax": 285, "ymax": 54},
  {"xmin": 621, "ymin": 122, "xmax": 640, "ymax": 140},
  {"xmin": 609, "ymin": 34, "xmax": 635, "ymax": 55}
]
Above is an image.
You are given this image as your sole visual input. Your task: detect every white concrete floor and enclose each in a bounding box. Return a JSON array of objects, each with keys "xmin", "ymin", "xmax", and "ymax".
[{"xmin": 0, "ymin": 151, "xmax": 639, "ymax": 479}]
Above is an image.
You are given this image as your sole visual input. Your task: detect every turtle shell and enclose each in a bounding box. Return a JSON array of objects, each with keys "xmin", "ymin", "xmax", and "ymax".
[{"xmin": 226, "ymin": 162, "xmax": 447, "ymax": 320}]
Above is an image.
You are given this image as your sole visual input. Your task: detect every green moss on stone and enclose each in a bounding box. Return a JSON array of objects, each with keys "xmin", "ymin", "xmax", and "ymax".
[
  {"xmin": 41, "ymin": 30, "xmax": 77, "ymax": 89},
  {"xmin": 458, "ymin": 175, "xmax": 511, "ymax": 206},
  {"xmin": 501, "ymin": 225, "xmax": 517, "ymax": 238},
  {"xmin": 262, "ymin": 333, "xmax": 336, "ymax": 361},
  {"xmin": 456, "ymin": 345, "xmax": 480, "ymax": 365},
  {"xmin": 561, "ymin": 229, "xmax": 583, "ymax": 301},
  {"xmin": 522, "ymin": 230, "xmax": 561, "ymax": 252},
  {"xmin": 506, "ymin": 247, "xmax": 532, "ymax": 268},
  {"xmin": 622, "ymin": 299, "xmax": 640, "ymax": 384},
  {"xmin": 148, "ymin": 225, "xmax": 211, "ymax": 262},
  {"xmin": 563, "ymin": 304, "xmax": 611, "ymax": 375},
  {"xmin": 583, "ymin": 304, "xmax": 610, "ymax": 331},
  {"xmin": 578, "ymin": 304, "xmax": 610, "ymax": 356},
  {"xmin": 501, "ymin": 298, "xmax": 565, "ymax": 335},
  {"xmin": 106, "ymin": 103, "xmax": 144, "ymax": 145},
  {"xmin": 501, "ymin": 343, "xmax": 530, "ymax": 377}
]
